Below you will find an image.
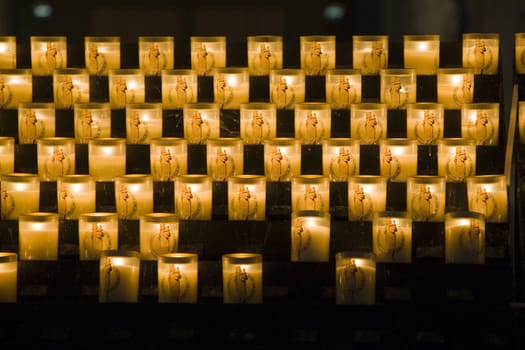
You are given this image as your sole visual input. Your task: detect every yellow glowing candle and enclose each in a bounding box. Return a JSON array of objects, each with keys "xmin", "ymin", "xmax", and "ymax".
[
  {"xmin": 0, "ymin": 136, "xmax": 15, "ymax": 175},
  {"xmin": 515, "ymin": 33, "xmax": 525, "ymax": 74},
  {"xmin": 379, "ymin": 138, "xmax": 418, "ymax": 182},
  {"xmin": 140, "ymin": 213, "xmax": 179, "ymax": 260},
  {"xmin": 138, "ymin": 36, "xmax": 174, "ymax": 76},
  {"xmin": 78, "ymin": 212, "xmax": 119, "ymax": 260},
  {"xmin": 264, "ymin": 138, "xmax": 302, "ymax": 182},
  {"xmin": 85, "ymin": 36, "xmax": 121, "ymax": 76},
  {"xmin": 183, "ymin": 102, "xmax": 221, "ymax": 144},
  {"xmin": 325, "ymin": 69, "xmax": 362, "ymax": 109},
  {"xmin": 240, "ymin": 102, "xmax": 277, "ymax": 144},
  {"xmin": 0, "ymin": 69, "xmax": 33, "ymax": 109},
  {"xmin": 437, "ymin": 68, "xmax": 474, "ymax": 109},
  {"xmin": 88, "ymin": 138, "xmax": 126, "ymax": 181},
  {"xmin": 99, "ymin": 250, "xmax": 140, "ymax": 303},
  {"xmin": 0, "ymin": 173, "xmax": 40, "ymax": 220},
  {"xmin": 190, "ymin": 36, "xmax": 227, "ymax": 76},
  {"xmin": 114, "ymin": 174, "xmax": 154, "ymax": 220},
  {"xmin": 37, "ymin": 137, "xmax": 76, "ymax": 181},
  {"xmin": 406, "ymin": 176, "xmax": 446, "ymax": 222},
  {"xmin": 348, "ymin": 176, "xmax": 387, "ymax": 221},
  {"xmin": 335, "ymin": 251, "xmax": 376, "ymax": 304},
  {"xmin": 17, "ymin": 102, "xmax": 55, "ymax": 144},
  {"xmin": 222, "ymin": 253, "xmax": 263, "ymax": 304},
  {"xmin": 57, "ymin": 174, "xmax": 96, "ymax": 220},
  {"xmin": 461, "ymin": 102, "xmax": 499, "ymax": 146},
  {"xmin": 158, "ymin": 253, "xmax": 199, "ymax": 303},
  {"xmin": 125, "ymin": 103, "xmax": 163, "ymax": 144},
  {"xmin": 228, "ymin": 175, "xmax": 266, "ymax": 221},
  {"xmin": 373, "ymin": 211, "xmax": 412, "ymax": 263},
  {"xmin": 380, "ymin": 68, "xmax": 416, "ymax": 109},
  {"xmin": 437, "ymin": 138, "xmax": 476, "ymax": 182},
  {"xmin": 294, "ymin": 102, "xmax": 331, "ymax": 145},
  {"xmin": 74, "ymin": 102, "xmax": 112, "ymax": 144},
  {"xmin": 322, "ymin": 138, "xmax": 360, "ymax": 181},
  {"xmin": 350, "ymin": 103, "xmax": 387, "ymax": 145},
  {"xmin": 150, "ymin": 137, "xmax": 187, "ymax": 181},
  {"xmin": 247, "ymin": 35, "xmax": 283, "ymax": 76},
  {"xmin": 53, "ymin": 68, "xmax": 90, "ymax": 109},
  {"xmin": 30, "ymin": 36, "xmax": 67, "ymax": 76},
  {"xmin": 300, "ymin": 35, "xmax": 336, "ymax": 76},
  {"xmin": 462, "ymin": 33, "xmax": 499, "ymax": 75},
  {"xmin": 108, "ymin": 69, "xmax": 145, "ymax": 109},
  {"xmin": 269, "ymin": 69, "xmax": 305, "ymax": 110},
  {"xmin": 466, "ymin": 175, "xmax": 508, "ymax": 223},
  {"xmin": 18, "ymin": 212, "xmax": 59, "ymax": 260},
  {"xmin": 445, "ymin": 211, "xmax": 485, "ymax": 264},
  {"xmin": 161, "ymin": 69, "xmax": 198, "ymax": 109},
  {"xmin": 291, "ymin": 175, "xmax": 330, "ymax": 213},
  {"xmin": 406, "ymin": 103, "xmax": 444, "ymax": 145},
  {"xmin": 0, "ymin": 36, "xmax": 17, "ymax": 69},
  {"xmin": 352, "ymin": 35, "xmax": 388, "ymax": 75},
  {"xmin": 206, "ymin": 138, "xmax": 244, "ymax": 181},
  {"xmin": 213, "ymin": 67, "xmax": 249, "ymax": 110},
  {"xmin": 174, "ymin": 174, "xmax": 213, "ymax": 220},
  {"xmin": 291, "ymin": 210, "xmax": 331, "ymax": 262},
  {"xmin": 0, "ymin": 252, "xmax": 17, "ymax": 302},
  {"xmin": 403, "ymin": 35, "xmax": 440, "ymax": 75}
]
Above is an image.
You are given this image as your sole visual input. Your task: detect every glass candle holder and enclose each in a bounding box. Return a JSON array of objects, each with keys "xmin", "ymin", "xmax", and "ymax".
[
  {"xmin": 37, "ymin": 137, "xmax": 76, "ymax": 181},
  {"xmin": 437, "ymin": 68, "xmax": 474, "ymax": 109},
  {"xmin": 373, "ymin": 211, "xmax": 412, "ymax": 263},
  {"xmin": 269, "ymin": 68, "xmax": 305, "ymax": 110},
  {"xmin": 300, "ymin": 35, "xmax": 336, "ymax": 76},
  {"xmin": 350, "ymin": 103, "xmax": 387, "ymax": 144},
  {"xmin": 445, "ymin": 211, "xmax": 485, "ymax": 264},
  {"xmin": 213, "ymin": 67, "xmax": 250, "ymax": 109},
  {"xmin": 125, "ymin": 102, "xmax": 163, "ymax": 144},
  {"xmin": 291, "ymin": 175, "xmax": 330, "ymax": 213},
  {"xmin": 406, "ymin": 103, "xmax": 444, "ymax": 145},
  {"xmin": 18, "ymin": 212, "xmax": 59, "ymax": 260},
  {"xmin": 183, "ymin": 102, "xmax": 221, "ymax": 144},
  {"xmin": 222, "ymin": 253, "xmax": 263, "ymax": 304},
  {"xmin": 0, "ymin": 173, "xmax": 40, "ymax": 220},
  {"xmin": 437, "ymin": 138, "xmax": 476, "ymax": 182},
  {"xmin": 0, "ymin": 136, "xmax": 15, "ymax": 175},
  {"xmin": 462, "ymin": 33, "xmax": 499, "ymax": 75},
  {"xmin": 206, "ymin": 137, "xmax": 244, "ymax": 181},
  {"xmin": 53, "ymin": 68, "xmax": 90, "ymax": 109},
  {"xmin": 228, "ymin": 174, "xmax": 266, "ymax": 221},
  {"xmin": 335, "ymin": 251, "xmax": 376, "ymax": 305},
  {"xmin": 520, "ymin": 101, "xmax": 525, "ymax": 144},
  {"xmin": 140, "ymin": 212, "xmax": 179, "ymax": 260},
  {"xmin": 18, "ymin": 102, "xmax": 55, "ymax": 144},
  {"xmin": 30, "ymin": 36, "xmax": 67, "ymax": 76},
  {"xmin": 294, "ymin": 102, "xmax": 331, "ymax": 145},
  {"xmin": 264, "ymin": 138, "xmax": 302, "ymax": 182},
  {"xmin": 0, "ymin": 36, "xmax": 17, "ymax": 69},
  {"xmin": 466, "ymin": 174, "xmax": 508, "ymax": 223},
  {"xmin": 161, "ymin": 69, "xmax": 198, "ymax": 109},
  {"xmin": 0, "ymin": 252, "xmax": 17, "ymax": 302},
  {"xmin": 158, "ymin": 252, "xmax": 198, "ymax": 303},
  {"xmin": 108, "ymin": 69, "xmax": 145, "ymax": 109},
  {"xmin": 78, "ymin": 212, "xmax": 119, "ymax": 260},
  {"xmin": 322, "ymin": 138, "xmax": 360, "ymax": 181},
  {"xmin": 348, "ymin": 175, "xmax": 387, "ymax": 221},
  {"xmin": 247, "ymin": 35, "xmax": 283, "ymax": 76},
  {"xmin": 325, "ymin": 68, "xmax": 362, "ymax": 109},
  {"xmin": 380, "ymin": 68, "xmax": 416, "ymax": 109},
  {"xmin": 515, "ymin": 33, "xmax": 525, "ymax": 74},
  {"xmin": 174, "ymin": 174, "xmax": 213, "ymax": 220},
  {"xmin": 150, "ymin": 137, "xmax": 187, "ymax": 181},
  {"xmin": 240, "ymin": 102, "xmax": 277, "ymax": 144},
  {"xmin": 406, "ymin": 175, "xmax": 446, "ymax": 222},
  {"xmin": 138, "ymin": 36, "xmax": 174, "ymax": 76},
  {"xmin": 99, "ymin": 250, "xmax": 140, "ymax": 303},
  {"xmin": 379, "ymin": 138, "xmax": 418, "ymax": 182},
  {"xmin": 85, "ymin": 36, "xmax": 121, "ymax": 76},
  {"xmin": 0, "ymin": 69, "xmax": 32, "ymax": 109},
  {"xmin": 461, "ymin": 102, "xmax": 499, "ymax": 146},
  {"xmin": 291, "ymin": 210, "xmax": 331, "ymax": 262},
  {"xmin": 88, "ymin": 138, "xmax": 126, "ymax": 182},
  {"xmin": 74, "ymin": 102, "xmax": 112, "ymax": 144},
  {"xmin": 190, "ymin": 36, "xmax": 227, "ymax": 76},
  {"xmin": 114, "ymin": 174, "xmax": 154, "ymax": 220},
  {"xmin": 57, "ymin": 174, "xmax": 96, "ymax": 220},
  {"xmin": 403, "ymin": 34, "xmax": 440, "ymax": 75},
  {"xmin": 352, "ymin": 35, "xmax": 389, "ymax": 75}
]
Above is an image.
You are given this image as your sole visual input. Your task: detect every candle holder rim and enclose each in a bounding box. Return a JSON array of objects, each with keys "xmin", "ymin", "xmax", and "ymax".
[
  {"xmin": 437, "ymin": 67, "xmax": 475, "ymax": 74},
  {"xmin": 57, "ymin": 174, "xmax": 95, "ymax": 183},
  {"xmin": 19, "ymin": 212, "xmax": 59, "ymax": 221},
  {"xmin": 335, "ymin": 250, "xmax": 376, "ymax": 261},
  {"xmin": 373, "ymin": 210, "xmax": 412, "ymax": 220},
  {"xmin": 247, "ymin": 34, "xmax": 283, "ymax": 41},
  {"xmin": 53, "ymin": 68, "xmax": 89, "ymax": 75},
  {"xmin": 161, "ymin": 68, "xmax": 197, "ymax": 75},
  {"xmin": 229, "ymin": 174, "xmax": 266, "ymax": 182},
  {"xmin": 99, "ymin": 249, "xmax": 140, "ymax": 258},
  {"xmin": 138, "ymin": 35, "xmax": 174, "ymax": 42},
  {"xmin": 30, "ymin": 35, "xmax": 67, "ymax": 41},
  {"xmin": 292, "ymin": 209, "xmax": 331, "ymax": 219},
  {"xmin": 462, "ymin": 32, "xmax": 500, "ymax": 40},
  {"xmin": 444, "ymin": 211, "xmax": 486, "ymax": 221},
  {"xmin": 0, "ymin": 252, "xmax": 17, "ymax": 262},
  {"xmin": 140, "ymin": 212, "xmax": 179, "ymax": 222},
  {"xmin": 1, "ymin": 172, "xmax": 40, "ymax": 181},
  {"xmin": 465, "ymin": 174, "xmax": 507, "ymax": 183},
  {"xmin": 0, "ymin": 68, "xmax": 32, "ymax": 74},
  {"xmin": 79, "ymin": 212, "xmax": 119, "ymax": 221},
  {"xmin": 158, "ymin": 252, "xmax": 198, "ymax": 264},
  {"xmin": 74, "ymin": 102, "xmax": 111, "ymax": 109},
  {"xmin": 108, "ymin": 68, "xmax": 144, "ymax": 75},
  {"xmin": 125, "ymin": 102, "xmax": 163, "ymax": 110},
  {"xmin": 406, "ymin": 102, "xmax": 445, "ymax": 110},
  {"xmin": 352, "ymin": 35, "xmax": 389, "ymax": 41},
  {"xmin": 222, "ymin": 252, "xmax": 262, "ymax": 264},
  {"xmin": 175, "ymin": 174, "xmax": 211, "ymax": 181}
]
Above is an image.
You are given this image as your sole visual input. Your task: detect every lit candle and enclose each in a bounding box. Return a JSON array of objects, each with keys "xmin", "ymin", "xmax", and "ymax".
[
  {"xmin": 348, "ymin": 176, "xmax": 387, "ymax": 221},
  {"xmin": 88, "ymin": 138, "xmax": 127, "ymax": 181},
  {"xmin": 140, "ymin": 212, "xmax": 179, "ymax": 260},
  {"xmin": 18, "ymin": 212, "xmax": 59, "ymax": 260},
  {"xmin": 437, "ymin": 138, "xmax": 476, "ymax": 182},
  {"xmin": 228, "ymin": 175, "xmax": 266, "ymax": 221},
  {"xmin": 445, "ymin": 211, "xmax": 485, "ymax": 264},
  {"xmin": 213, "ymin": 67, "xmax": 249, "ymax": 109},
  {"xmin": 247, "ymin": 35, "xmax": 283, "ymax": 76},
  {"xmin": 161, "ymin": 69, "xmax": 198, "ymax": 109},
  {"xmin": 373, "ymin": 211, "xmax": 412, "ymax": 263},
  {"xmin": 300, "ymin": 35, "xmax": 336, "ymax": 76},
  {"xmin": 0, "ymin": 252, "xmax": 17, "ymax": 302},
  {"xmin": 379, "ymin": 138, "xmax": 418, "ymax": 182},
  {"xmin": 222, "ymin": 253, "xmax": 263, "ymax": 304},
  {"xmin": 36, "ymin": 137, "xmax": 76, "ymax": 181},
  {"xmin": 183, "ymin": 102, "xmax": 221, "ymax": 144},
  {"xmin": 0, "ymin": 69, "xmax": 33, "ymax": 109},
  {"xmin": 158, "ymin": 253, "xmax": 198, "ymax": 303},
  {"xmin": 264, "ymin": 138, "xmax": 302, "ymax": 182},
  {"xmin": 138, "ymin": 36, "xmax": 174, "ymax": 76},
  {"xmin": 406, "ymin": 176, "xmax": 446, "ymax": 222},
  {"xmin": 206, "ymin": 138, "xmax": 244, "ymax": 181},
  {"xmin": 437, "ymin": 68, "xmax": 474, "ymax": 109},
  {"xmin": 74, "ymin": 102, "xmax": 112, "ymax": 144},
  {"xmin": 291, "ymin": 175, "xmax": 330, "ymax": 213},
  {"xmin": 350, "ymin": 103, "xmax": 387, "ymax": 144},
  {"xmin": 466, "ymin": 175, "xmax": 508, "ymax": 223},
  {"xmin": 240, "ymin": 102, "xmax": 277, "ymax": 144},
  {"xmin": 150, "ymin": 137, "xmax": 187, "ymax": 181},
  {"xmin": 78, "ymin": 212, "xmax": 119, "ymax": 260},
  {"xmin": 461, "ymin": 102, "xmax": 499, "ymax": 145},
  {"xmin": 352, "ymin": 35, "xmax": 389, "ymax": 75},
  {"xmin": 380, "ymin": 68, "xmax": 416, "ymax": 109},
  {"xmin": 0, "ymin": 136, "xmax": 15, "ymax": 175},
  {"xmin": 0, "ymin": 173, "xmax": 40, "ymax": 220},
  {"xmin": 515, "ymin": 33, "xmax": 525, "ymax": 74},
  {"xmin": 325, "ymin": 68, "xmax": 362, "ymax": 109},
  {"xmin": 322, "ymin": 138, "xmax": 360, "ymax": 181},
  {"xmin": 174, "ymin": 174, "xmax": 213, "ymax": 220},
  {"xmin": 108, "ymin": 69, "xmax": 145, "ymax": 109},
  {"xmin": 291, "ymin": 210, "xmax": 331, "ymax": 262},
  {"xmin": 114, "ymin": 174, "xmax": 154, "ymax": 220},
  {"xmin": 190, "ymin": 36, "xmax": 227, "ymax": 76},
  {"xmin": 294, "ymin": 102, "xmax": 331, "ymax": 145},
  {"xmin": 53, "ymin": 68, "xmax": 90, "ymax": 109},
  {"xmin": 403, "ymin": 35, "xmax": 440, "ymax": 75},
  {"xmin": 269, "ymin": 69, "xmax": 305, "ymax": 110},
  {"xmin": 17, "ymin": 102, "xmax": 55, "ymax": 144},
  {"xmin": 30, "ymin": 36, "xmax": 67, "ymax": 76},
  {"xmin": 99, "ymin": 250, "xmax": 140, "ymax": 303},
  {"xmin": 84, "ymin": 36, "xmax": 121, "ymax": 76},
  {"xmin": 57, "ymin": 174, "xmax": 96, "ymax": 220},
  {"xmin": 462, "ymin": 33, "xmax": 499, "ymax": 75},
  {"xmin": 126, "ymin": 102, "xmax": 163, "ymax": 144},
  {"xmin": 406, "ymin": 103, "xmax": 444, "ymax": 145},
  {"xmin": 0, "ymin": 36, "xmax": 17, "ymax": 69},
  {"xmin": 335, "ymin": 251, "xmax": 376, "ymax": 305}
]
